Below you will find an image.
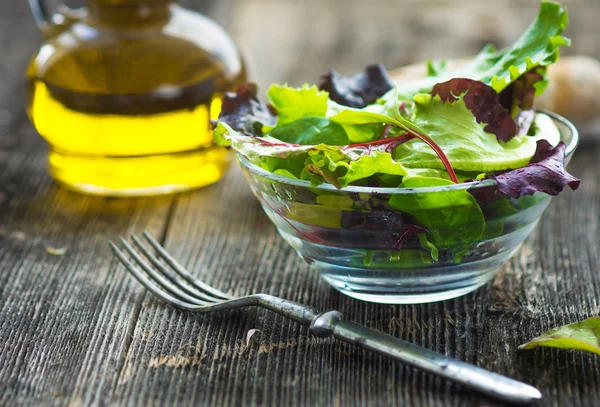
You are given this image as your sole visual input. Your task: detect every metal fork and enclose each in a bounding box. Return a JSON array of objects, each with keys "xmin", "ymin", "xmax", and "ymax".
[{"xmin": 110, "ymin": 232, "xmax": 541, "ymax": 404}]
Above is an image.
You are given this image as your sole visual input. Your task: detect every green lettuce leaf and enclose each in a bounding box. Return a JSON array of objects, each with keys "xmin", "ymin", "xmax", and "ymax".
[
  {"xmin": 388, "ymin": 176, "xmax": 485, "ymax": 250},
  {"xmin": 427, "ymin": 60, "xmax": 448, "ymax": 77},
  {"xmin": 392, "ymin": 94, "xmax": 560, "ymax": 172},
  {"xmin": 269, "ymin": 117, "xmax": 349, "ymax": 145},
  {"xmin": 215, "ymin": 122, "xmax": 408, "ymax": 188},
  {"xmin": 300, "ymin": 150, "xmax": 408, "ymax": 188},
  {"xmin": 390, "ymin": 1, "xmax": 570, "ymax": 101},
  {"xmin": 519, "ymin": 317, "xmax": 600, "ymax": 356},
  {"xmin": 265, "ymin": 84, "xmax": 389, "ymax": 143},
  {"xmin": 267, "ymin": 84, "xmax": 329, "ymax": 127}
]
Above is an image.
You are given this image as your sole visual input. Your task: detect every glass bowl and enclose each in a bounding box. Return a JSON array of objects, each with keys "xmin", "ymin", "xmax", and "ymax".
[{"xmin": 237, "ymin": 112, "xmax": 578, "ymax": 304}]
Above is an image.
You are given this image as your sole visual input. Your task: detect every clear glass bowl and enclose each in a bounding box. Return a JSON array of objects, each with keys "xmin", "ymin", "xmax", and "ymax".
[{"xmin": 237, "ymin": 112, "xmax": 578, "ymax": 304}]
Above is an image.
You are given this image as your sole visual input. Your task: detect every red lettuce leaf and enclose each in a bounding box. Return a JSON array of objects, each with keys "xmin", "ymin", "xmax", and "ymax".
[
  {"xmin": 340, "ymin": 209, "xmax": 428, "ymax": 250},
  {"xmin": 499, "ymin": 67, "xmax": 545, "ymax": 113},
  {"xmin": 318, "ymin": 64, "xmax": 394, "ymax": 108},
  {"xmin": 214, "ymin": 83, "xmax": 276, "ymax": 136},
  {"xmin": 488, "ymin": 140, "xmax": 580, "ymax": 198},
  {"xmin": 498, "ymin": 68, "xmax": 546, "ymax": 135},
  {"xmin": 431, "ymin": 78, "xmax": 517, "ymax": 142},
  {"xmin": 394, "ymin": 225, "xmax": 429, "ymax": 250}
]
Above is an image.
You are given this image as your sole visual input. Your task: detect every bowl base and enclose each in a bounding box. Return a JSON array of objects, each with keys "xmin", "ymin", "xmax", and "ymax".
[
  {"xmin": 321, "ymin": 274, "xmax": 491, "ymax": 304},
  {"xmin": 309, "ymin": 245, "xmax": 522, "ymax": 304}
]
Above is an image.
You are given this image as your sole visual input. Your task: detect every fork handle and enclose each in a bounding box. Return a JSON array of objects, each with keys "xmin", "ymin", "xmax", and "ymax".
[{"xmin": 309, "ymin": 311, "xmax": 541, "ymax": 404}]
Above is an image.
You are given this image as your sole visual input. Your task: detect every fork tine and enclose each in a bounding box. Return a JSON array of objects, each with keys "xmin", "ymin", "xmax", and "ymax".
[
  {"xmin": 118, "ymin": 237, "xmax": 210, "ymax": 306},
  {"xmin": 130, "ymin": 234, "xmax": 224, "ymax": 303},
  {"xmin": 142, "ymin": 231, "xmax": 233, "ymax": 300},
  {"xmin": 109, "ymin": 242, "xmax": 204, "ymax": 311}
]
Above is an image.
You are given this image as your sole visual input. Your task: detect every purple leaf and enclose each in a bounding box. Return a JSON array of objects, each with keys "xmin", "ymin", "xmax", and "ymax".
[
  {"xmin": 340, "ymin": 209, "xmax": 428, "ymax": 250},
  {"xmin": 499, "ymin": 67, "xmax": 545, "ymax": 113},
  {"xmin": 431, "ymin": 78, "xmax": 517, "ymax": 142},
  {"xmin": 499, "ymin": 68, "xmax": 546, "ymax": 136},
  {"xmin": 394, "ymin": 225, "xmax": 429, "ymax": 250},
  {"xmin": 318, "ymin": 64, "xmax": 394, "ymax": 108},
  {"xmin": 215, "ymin": 83, "xmax": 276, "ymax": 135},
  {"xmin": 489, "ymin": 140, "xmax": 580, "ymax": 198}
]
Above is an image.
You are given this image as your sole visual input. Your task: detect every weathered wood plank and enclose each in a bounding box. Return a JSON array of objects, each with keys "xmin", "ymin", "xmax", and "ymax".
[
  {"xmin": 1, "ymin": 0, "xmax": 599, "ymax": 406},
  {"xmin": 0, "ymin": 2, "xmax": 176, "ymax": 406},
  {"xmin": 0, "ymin": 127, "xmax": 175, "ymax": 406}
]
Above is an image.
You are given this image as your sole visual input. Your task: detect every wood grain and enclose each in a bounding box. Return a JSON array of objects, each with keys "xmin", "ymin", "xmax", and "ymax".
[{"xmin": 0, "ymin": 0, "xmax": 599, "ymax": 406}]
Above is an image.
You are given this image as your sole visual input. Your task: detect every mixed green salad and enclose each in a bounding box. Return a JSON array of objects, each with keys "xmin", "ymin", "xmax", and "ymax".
[
  {"xmin": 212, "ymin": 1, "xmax": 580, "ymax": 260},
  {"xmin": 214, "ymin": 1, "xmax": 578, "ymax": 197}
]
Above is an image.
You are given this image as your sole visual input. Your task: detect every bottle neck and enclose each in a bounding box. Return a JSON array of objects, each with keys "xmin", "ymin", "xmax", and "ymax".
[{"xmin": 88, "ymin": 0, "xmax": 174, "ymax": 26}]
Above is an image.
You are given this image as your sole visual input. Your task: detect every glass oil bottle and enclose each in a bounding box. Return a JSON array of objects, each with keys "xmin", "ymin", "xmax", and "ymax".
[{"xmin": 27, "ymin": 0, "xmax": 246, "ymax": 195}]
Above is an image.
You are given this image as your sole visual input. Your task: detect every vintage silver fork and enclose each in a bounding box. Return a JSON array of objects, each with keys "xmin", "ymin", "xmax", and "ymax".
[{"xmin": 110, "ymin": 231, "xmax": 541, "ymax": 404}]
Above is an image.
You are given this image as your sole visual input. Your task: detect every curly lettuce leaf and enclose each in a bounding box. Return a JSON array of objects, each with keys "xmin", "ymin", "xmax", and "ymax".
[
  {"xmin": 519, "ymin": 317, "xmax": 600, "ymax": 356},
  {"xmin": 266, "ymin": 84, "xmax": 329, "ymax": 128},
  {"xmin": 488, "ymin": 139, "xmax": 580, "ymax": 198},
  {"xmin": 319, "ymin": 64, "xmax": 394, "ymax": 108},
  {"xmin": 389, "ymin": 176, "xmax": 485, "ymax": 250},
  {"xmin": 215, "ymin": 122, "xmax": 408, "ymax": 187},
  {"xmin": 390, "ymin": 1, "xmax": 570, "ymax": 101},
  {"xmin": 304, "ymin": 149, "xmax": 408, "ymax": 188},
  {"xmin": 499, "ymin": 67, "xmax": 546, "ymax": 115},
  {"xmin": 392, "ymin": 94, "xmax": 559, "ymax": 172},
  {"xmin": 431, "ymin": 78, "xmax": 517, "ymax": 142},
  {"xmin": 427, "ymin": 60, "xmax": 448, "ymax": 77}
]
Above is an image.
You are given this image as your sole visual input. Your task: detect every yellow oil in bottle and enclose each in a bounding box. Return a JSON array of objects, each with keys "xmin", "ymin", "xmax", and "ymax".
[{"xmin": 26, "ymin": 0, "xmax": 246, "ymax": 196}]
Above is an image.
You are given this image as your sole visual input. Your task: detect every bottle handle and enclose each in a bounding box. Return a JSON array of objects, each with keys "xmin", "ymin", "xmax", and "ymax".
[
  {"xmin": 28, "ymin": 0, "xmax": 52, "ymax": 33},
  {"xmin": 28, "ymin": 0, "xmax": 84, "ymax": 36}
]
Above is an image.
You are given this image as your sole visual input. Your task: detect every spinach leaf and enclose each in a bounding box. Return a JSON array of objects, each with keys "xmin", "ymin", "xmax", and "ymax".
[
  {"xmin": 389, "ymin": 176, "xmax": 485, "ymax": 250},
  {"xmin": 269, "ymin": 117, "xmax": 349, "ymax": 146}
]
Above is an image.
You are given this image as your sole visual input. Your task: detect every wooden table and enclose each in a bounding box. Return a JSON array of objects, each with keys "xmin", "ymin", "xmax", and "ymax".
[{"xmin": 1, "ymin": 1, "xmax": 599, "ymax": 406}]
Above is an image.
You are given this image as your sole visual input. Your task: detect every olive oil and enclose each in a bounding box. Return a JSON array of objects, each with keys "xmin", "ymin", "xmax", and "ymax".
[{"xmin": 26, "ymin": 0, "xmax": 246, "ymax": 195}]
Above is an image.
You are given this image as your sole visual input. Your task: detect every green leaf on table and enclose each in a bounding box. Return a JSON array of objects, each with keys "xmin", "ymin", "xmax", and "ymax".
[
  {"xmin": 393, "ymin": 94, "xmax": 559, "ymax": 173},
  {"xmin": 387, "ymin": 1, "xmax": 570, "ymax": 101},
  {"xmin": 267, "ymin": 84, "xmax": 329, "ymax": 129},
  {"xmin": 519, "ymin": 317, "xmax": 600, "ymax": 356},
  {"xmin": 388, "ymin": 176, "xmax": 485, "ymax": 250}
]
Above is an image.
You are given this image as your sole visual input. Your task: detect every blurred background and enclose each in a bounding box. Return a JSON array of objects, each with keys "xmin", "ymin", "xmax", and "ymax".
[
  {"xmin": 1, "ymin": 0, "xmax": 598, "ymax": 138},
  {"xmin": 226, "ymin": 0, "xmax": 599, "ymax": 88},
  {"xmin": 23, "ymin": 0, "xmax": 600, "ymax": 88}
]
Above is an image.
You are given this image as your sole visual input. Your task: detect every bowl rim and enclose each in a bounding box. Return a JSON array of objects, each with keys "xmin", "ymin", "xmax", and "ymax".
[{"xmin": 236, "ymin": 111, "xmax": 579, "ymax": 194}]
